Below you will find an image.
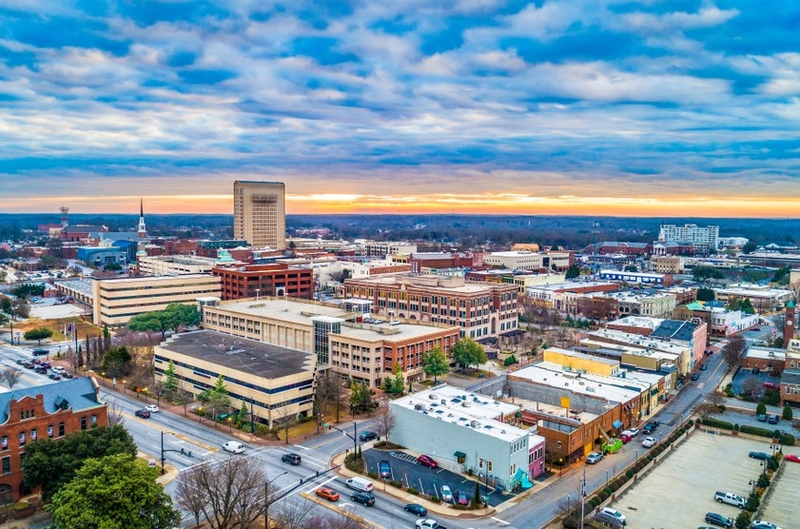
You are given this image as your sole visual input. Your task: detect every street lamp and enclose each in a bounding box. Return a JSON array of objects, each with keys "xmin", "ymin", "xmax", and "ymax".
[{"xmin": 264, "ymin": 472, "xmax": 288, "ymax": 529}]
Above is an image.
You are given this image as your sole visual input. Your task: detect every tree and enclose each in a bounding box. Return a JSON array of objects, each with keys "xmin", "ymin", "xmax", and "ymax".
[
  {"xmin": 162, "ymin": 359, "xmax": 178, "ymax": 396},
  {"xmin": 198, "ymin": 375, "xmax": 231, "ymax": 421},
  {"xmin": 11, "ymin": 298, "xmax": 30, "ymax": 319},
  {"xmin": 24, "ymin": 327, "xmax": 53, "ymax": 344},
  {"xmin": 742, "ymin": 242, "xmax": 757, "ymax": 254},
  {"xmin": 696, "ymin": 287, "xmax": 716, "ymax": 302},
  {"xmin": 624, "ymin": 265, "xmax": 638, "ymax": 272},
  {"xmin": 756, "ymin": 402, "xmax": 767, "ymax": 416},
  {"xmin": 734, "ymin": 510, "xmax": 752, "ymax": 529},
  {"xmin": 175, "ymin": 456, "xmax": 268, "ymax": 529},
  {"xmin": 565, "ymin": 264, "xmax": 581, "ymax": 280},
  {"xmin": 451, "ymin": 338, "xmax": 488, "ymax": 370},
  {"xmin": 0, "ymin": 296, "xmax": 10, "ymax": 315},
  {"xmin": 0, "ymin": 367, "xmax": 22, "ymax": 389},
  {"xmin": 23, "ymin": 425, "xmax": 137, "ymax": 499},
  {"xmin": 373, "ymin": 409, "xmax": 397, "ymax": 442},
  {"xmin": 103, "ymin": 261, "xmax": 123, "ymax": 271},
  {"xmin": 163, "ymin": 302, "xmax": 201, "ymax": 331},
  {"xmin": 783, "ymin": 404, "xmax": 794, "ymax": 421},
  {"xmin": 48, "ymin": 453, "xmax": 180, "ymax": 529},
  {"xmin": 721, "ymin": 335, "xmax": 747, "ymax": 369},
  {"xmin": 740, "ymin": 376, "xmax": 764, "ymax": 400},
  {"xmin": 11, "ymin": 283, "xmax": 45, "ymax": 299},
  {"xmin": 422, "ymin": 347, "xmax": 450, "ymax": 384},
  {"xmin": 692, "ymin": 266, "xmax": 725, "ymax": 282},
  {"xmin": 102, "ymin": 346, "xmax": 132, "ymax": 378},
  {"xmin": 127, "ymin": 311, "xmax": 172, "ymax": 339},
  {"xmin": 384, "ymin": 363, "xmax": 405, "ymax": 396}
]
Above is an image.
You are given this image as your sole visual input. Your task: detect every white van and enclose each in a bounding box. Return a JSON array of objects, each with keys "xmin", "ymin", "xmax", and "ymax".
[
  {"xmin": 51, "ymin": 366, "xmax": 65, "ymax": 374},
  {"xmin": 345, "ymin": 477, "xmax": 374, "ymax": 492},
  {"xmin": 222, "ymin": 441, "xmax": 245, "ymax": 454}
]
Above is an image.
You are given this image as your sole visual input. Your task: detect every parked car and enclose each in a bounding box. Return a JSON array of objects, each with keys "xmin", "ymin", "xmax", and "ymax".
[
  {"xmin": 39, "ymin": 361, "xmax": 51, "ymax": 368},
  {"xmin": 51, "ymin": 366, "xmax": 65, "ymax": 374},
  {"xmin": 415, "ymin": 520, "xmax": 446, "ymax": 529},
  {"xmin": 691, "ymin": 373, "xmax": 700, "ymax": 381},
  {"xmin": 714, "ymin": 491, "xmax": 746, "ymax": 508},
  {"xmin": 439, "ymin": 485, "xmax": 453, "ymax": 502},
  {"xmin": 749, "ymin": 451, "xmax": 770, "ymax": 460},
  {"xmin": 48, "ymin": 373, "xmax": 61, "ymax": 380},
  {"xmin": 453, "ymin": 490, "xmax": 469, "ymax": 506},
  {"xmin": 757, "ymin": 414, "xmax": 768, "ymax": 422},
  {"xmin": 641, "ymin": 437, "xmax": 657, "ymax": 448},
  {"xmin": 145, "ymin": 404, "xmax": 160, "ymax": 413},
  {"xmin": 783, "ymin": 454, "xmax": 800, "ymax": 463},
  {"xmin": 700, "ymin": 363, "xmax": 708, "ymax": 370},
  {"xmin": 22, "ymin": 362, "xmax": 34, "ymax": 369},
  {"xmin": 62, "ymin": 372, "xmax": 74, "ymax": 379},
  {"xmin": 351, "ymin": 491, "xmax": 375, "ymax": 506},
  {"xmin": 417, "ymin": 454, "xmax": 438, "ymax": 468},
  {"xmin": 587, "ymin": 451, "xmax": 604, "ymax": 464},
  {"xmin": 281, "ymin": 453, "xmax": 302, "ymax": 465},
  {"xmin": 593, "ymin": 510, "xmax": 624, "ymax": 528},
  {"xmin": 763, "ymin": 381, "xmax": 780, "ymax": 390},
  {"xmin": 750, "ymin": 520, "xmax": 782, "ymax": 529},
  {"xmin": 767, "ymin": 414, "xmax": 779, "ymax": 424},
  {"xmin": 705, "ymin": 512, "xmax": 733, "ymax": 528},
  {"xmin": 222, "ymin": 441, "xmax": 245, "ymax": 454},
  {"xmin": 134, "ymin": 409, "xmax": 151, "ymax": 419},
  {"xmin": 628, "ymin": 427, "xmax": 639, "ymax": 437},
  {"xmin": 315, "ymin": 487, "xmax": 340, "ymax": 502},
  {"xmin": 34, "ymin": 367, "xmax": 48, "ymax": 374},
  {"xmin": 599, "ymin": 507, "xmax": 627, "ymax": 526},
  {"xmin": 404, "ymin": 503, "xmax": 428, "ymax": 517},
  {"xmin": 359, "ymin": 431, "xmax": 377, "ymax": 442},
  {"xmin": 619, "ymin": 432, "xmax": 633, "ymax": 444},
  {"xmin": 379, "ymin": 460, "xmax": 391, "ymax": 479}
]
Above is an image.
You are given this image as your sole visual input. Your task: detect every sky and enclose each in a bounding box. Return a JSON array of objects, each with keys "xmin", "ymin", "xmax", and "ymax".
[{"xmin": 1, "ymin": 0, "xmax": 799, "ymax": 217}]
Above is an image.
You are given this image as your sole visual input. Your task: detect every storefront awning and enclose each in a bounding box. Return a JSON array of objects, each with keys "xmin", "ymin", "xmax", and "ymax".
[
  {"xmin": 612, "ymin": 420, "xmax": 623, "ymax": 429},
  {"xmin": 454, "ymin": 451, "xmax": 466, "ymax": 458}
]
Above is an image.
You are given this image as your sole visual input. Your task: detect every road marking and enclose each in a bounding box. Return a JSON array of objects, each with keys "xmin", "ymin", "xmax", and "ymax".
[
  {"xmin": 300, "ymin": 492, "xmax": 381, "ymax": 529},
  {"xmin": 301, "ymin": 475, "xmax": 338, "ymax": 495},
  {"xmin": 491, "ymin": 516, "xmax": 510, "ymax": 525},
  {"xmin": 293, "ymin": 444, "xmax": 311, "ymax": 451}
]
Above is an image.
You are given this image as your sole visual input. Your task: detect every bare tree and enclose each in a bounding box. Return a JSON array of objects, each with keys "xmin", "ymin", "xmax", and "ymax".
[
  {"xmin": 721, "ymin": 335, "xmax": 747, "ymax": 368},
  {"xmin": 271, "ymin": 498, "xmax": 315, "ymax": 529},
  {"xmin": 176, "ymin": 456, "xmax": 268, "ymax": 529},
  {"xmin": 273, "ymin": 405, "xmax": 295, "ymax": 444},
  {"xmin": 175, "ymin": 467, "xmax": 207, "ymax": 528},
  {"xmin": 740, "ymin": 376, "xmax": 765, "ymax": 399},
  {"xmin": 1, "ymin": 367, "xmax": 22, "ymax": 389},
  {"xmin": 373, "ymin": 409, "xmax": 397, "ymax": 442},
  {"xmin": 706, "ymin": 391, "xmax": 727, "ymax": 409},
  {"xmin": 104, "ymin": 397, "xmax": 125, "ymax": 427}
]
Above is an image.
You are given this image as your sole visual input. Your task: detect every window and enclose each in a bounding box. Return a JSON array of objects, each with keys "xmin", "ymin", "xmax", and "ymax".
[
  {"xmin": 30, "ymin": 429, "xmax": 37, "ymax": 441},
  {"xmin": 58, "ymin": 422, "xmax": 65, "ymax": 437},
  {"xmin": 80, "ymin": 417, "xmax": 87, "ymax": 430},
  {"xmin": 47, "ymin": 425, "xmax": 54, "ymax": 438},
  {"xmin": 91, "ymin": 414, "xmax": 97, "ymax": 425},
  {"xmin": 0, "ymin": 437, "xmax": 6, "ymax": 451},
  {"xmin": 1, "ymin": 457, "xmax": 9, "ymax": 475},
  {"xmin": 18, "ymin": 432, "xmax": 25, "ymax": 446}
]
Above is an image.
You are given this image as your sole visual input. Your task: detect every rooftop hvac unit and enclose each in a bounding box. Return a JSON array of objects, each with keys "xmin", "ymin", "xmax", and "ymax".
[{"xmin": 429, "ymin": 393, "xmax": 438, "ymax": 400}]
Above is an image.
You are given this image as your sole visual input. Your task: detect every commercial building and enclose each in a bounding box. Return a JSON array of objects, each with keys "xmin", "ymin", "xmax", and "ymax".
[
  {"xmin": 0, "ymin": 378, "xmax": 107, "ymax": 502},
  {"xmin": 136, "ymin": 255, "xmax": 219, "ymax": 276},
  {"xmin": 212, "ymin": 263, "xmax": 314, "ymax": 300},
  {"xmin": 653, "ymin": 256, "xmax": 683, "ymax": 274},
  {"xmin": 657, "ymin": 224, "xmax": 719, "ymax": 254},
  {"xmin": 741, "ymin": 346, "xmax": 785, "ymax": 375},
  {"xmin": 344, "ymin": 273, "xmax": 519, "ymax": 340},
  {"xmin": 405, "ymin": 252, "xmax": 483, "ymax": 274},
  {"xmin": 233, "ymin": 181, "xmax": 286, "ymax": 250},
  {"xmin": 598, "ymin": 270, "xmax": 674, "ymax": 287},
  {"xmin": 584, "ymin": 327, "xmax": 695, "ymax": 375},
  {"xmin": 483, "ymin": 251, "xmax": 572, "ymax": 273},
  {"xmin": 605, "ymin": 291, "xmax": 678, "ymax": 318},
  {"xmin": 200, "ymin": 297, "xmax": 460, "ymax": 388},
  {"xmin": 90, "ymin": 274, "xmax": 222, "ymax": 326},
  {"xmin": 389, "ymin": 385, "xmax": 546, "ymax": 490},
  {"xmin": 713, "ymin": 285, "xmax": 793, "ymax": 313},
  {"xmin": 154, "ymin": 330, "xmax": 315, "ymax": 427},
  {"xmin": 360, "ymin": 241, "xmax": 417, "ymax": 258}
]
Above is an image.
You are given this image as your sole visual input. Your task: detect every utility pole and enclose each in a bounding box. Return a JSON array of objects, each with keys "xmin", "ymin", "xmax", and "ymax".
[{"xmin": 160, "ymin": 431, "xmax": 191, "ymax": 475}]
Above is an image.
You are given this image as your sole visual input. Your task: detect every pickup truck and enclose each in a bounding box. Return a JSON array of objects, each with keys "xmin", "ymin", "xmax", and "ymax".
[{"xmin": 714, "ymin": 491, "xmax": 745, "ymax": 508}]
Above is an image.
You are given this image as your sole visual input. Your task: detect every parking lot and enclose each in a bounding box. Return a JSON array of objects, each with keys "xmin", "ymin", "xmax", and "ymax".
[
  {"xmin": 363, "ymin": 448, "xmax": 514, "ymax": 507},
  {"xmin": 760, "ymin": 457, "xmax": 800, "ymax": 528},
  {"xmin": 607, "ymin": 431, "xmax": 773, "ymax": 527},
  {"xmin": 730, "ymin": 366, "xmax": 780, "ymax": 396}
]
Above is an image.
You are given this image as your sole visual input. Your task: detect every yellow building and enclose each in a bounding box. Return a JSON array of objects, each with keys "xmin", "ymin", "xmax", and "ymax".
[
  {"xmin": 653, "ymin": 256, "xmax": 682, "ymax": 274},
  {"xmin": 92, "ymin": 274, "xmax": 222, "ymax": 326},
  {"xmin": 154, "ymin": 330, "xmax": 315, "ymax": 427},
  {"xmin": 233, "ymin": 180, "xmax": 286, "ymax": 250},
  {"xmin": 543, "ymin": 348, "xmax": 619, "ymax": 377}
]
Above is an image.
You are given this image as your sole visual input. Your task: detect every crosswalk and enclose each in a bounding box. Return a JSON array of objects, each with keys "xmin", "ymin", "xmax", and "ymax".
[{"xmin": 389, "ymin": 450, "xmax": 417, "ymax": 463}]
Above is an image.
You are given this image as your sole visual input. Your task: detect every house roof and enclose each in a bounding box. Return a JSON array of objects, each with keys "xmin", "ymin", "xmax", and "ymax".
[
  {"xmin": 650, "ymin": 320, "xmax": 697, "ymax": 342},
  {"xmin": 0, "ymin": 378, "xmax": 103, "ymax": 424}
]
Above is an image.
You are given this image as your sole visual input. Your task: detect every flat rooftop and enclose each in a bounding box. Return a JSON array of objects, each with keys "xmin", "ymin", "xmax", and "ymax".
[
  {"xmin": 746, "ymin": 346, "xmax": 786, "ymax": 361},
  {"xmin": 512, "ymin": 363, "xmax": 642, "ymax": 404},
  {"xmin": 587, "ymin": 328, "xmax": 688, "ymax": 355},
  {"xmin": 159, "ymin": 330, "xmax": 314, "ymax": 379},
  {"xmin": 54, "ymin": 278, "xmax": 94, "ymax": 297},
  {"xmin": 392, "ymin": 384, "xmax": 536, "ymax": 443}
]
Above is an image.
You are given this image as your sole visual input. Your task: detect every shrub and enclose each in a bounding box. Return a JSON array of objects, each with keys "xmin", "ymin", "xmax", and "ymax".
[
  {"xmin": 429, "ymin": 496, "xmax": 441, "ymax": 504},
  {"xmin": 702, "ymin": 417, "xmax": 734, "ymax": 430},
  {"xmin": 12, "ymin": 501, "xmax": 29, "ymax": 512},
  {"xmin": 717, "ymin": 404, "xmax": 726, "ymax": 412},
  {"xmin": 739, "ymin": 424, "xmax": 776, "ymax": 438},
  {"xmin": 625, "ymin": 470, "xmax": 634, "ymax": 479},
  {"xmin": 587, "ymin": 499, "xmax": 597, "ymax": 509},
  {"xmin": 780, "ymin": 433, "xmax": 795, "ymax": 446},
  {"xmin": 503, "ymin": 354, "xmax": 518, "ymax": 366},
  {"xmin": 757, "ymin": 473, "xmax": 770, "ymax": 488},
  {"xmin": 733, "ymin": 423, "xmax": 740, "ymax": 432},
  {"xmin": 734, "ymin": 511, "xmax": 752, "ymax": 529},
  {"xmin": 598, "ymin": 491, "xmax": 609, "ymax": 501},
  {"xmin": 407, "ymin": 487, "xmax": 419, "ymax": 495},
  {"xmin": 603, "ymin": 486, "xmax": 612, "ymax": 496},
  {"xmin": 562, "ymin": 515, "xmax": 580, "ymax": 529},
  {"xmin": 687, "ymin": 418, "xmax": 695, "ymax": 427},
  {"xmin": 767, "ymin": 457, "xmax": 779, "ymax": 471},
  {"xmin": 389, "ymin": 480, "xmax": 403, "ymax": 488},
  {"xmin": 609, "ymin": 482, "xmax": 619, "ymax": 492},
  {"xmin": 367, "ymin": 471, "xmax": 378, "ymax": 479},
  {"xmin": 745, "ymin": 492, "xmax": 760, "ymax": 512},
  {"xmin": 756, "ymin": 402, "xmax": 767, "ymax": 415}
]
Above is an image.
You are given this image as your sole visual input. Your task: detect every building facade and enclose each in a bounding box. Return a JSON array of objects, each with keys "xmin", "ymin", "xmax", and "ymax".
[
  {"xmin": 91, "ymin": 274, "xmax": 222, "ymax": 326},
  {"xmin": 658, "ymin": 224, "xmax": 719, "ymax": 254},
  {"xmin": 212, "ymin": 263, "xmax": 314, "ymax": 300},
  {"xmin": 344, "ymin": 274, "xmax": 519, "ymax": 340},
  {"xmin": 0, "ymin": 378, "xmax": 107, "ymax": 502},
  {"xmin": 233, "ymin": 180, "xmax": 286, "ymax": 250},
  {"xmin": 483, "ymin": 251, "xmax": 572, "ymax": 272}
]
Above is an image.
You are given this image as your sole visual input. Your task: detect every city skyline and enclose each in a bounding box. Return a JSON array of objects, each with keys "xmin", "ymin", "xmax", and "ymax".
[{"xmin": 1, "ymin": 1, "xmax": 799, "ymax": 217}]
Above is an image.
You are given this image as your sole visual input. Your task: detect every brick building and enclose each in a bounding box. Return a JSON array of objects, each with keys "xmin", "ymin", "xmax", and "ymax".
[
  {"xmin": 212, "ymin": 263, "xmax": 313, "ymax": 300},
  {"xmin": 0, "ymin": 378, "xmax": 107, "ymax": 501}
]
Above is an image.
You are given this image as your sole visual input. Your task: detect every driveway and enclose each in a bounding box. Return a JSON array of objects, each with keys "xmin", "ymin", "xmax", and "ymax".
[{"xmin": 363, "ymin": 448, "xmax": 516, "ymax": 507}]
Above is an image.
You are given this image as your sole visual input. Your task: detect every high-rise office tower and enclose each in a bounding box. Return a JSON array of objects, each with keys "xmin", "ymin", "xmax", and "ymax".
[{"xmin": 233, "ymin": 181, "xmax": 286, "ymax": 250}]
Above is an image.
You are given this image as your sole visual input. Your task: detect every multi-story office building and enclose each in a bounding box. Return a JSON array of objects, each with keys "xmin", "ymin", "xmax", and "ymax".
[
  {"xmin": 483, "ymin": 251, "xmax": 571, "ymax": 272},
  {"xmin": 136, "ymin": 255, "xmax": 218, "ymax": 276},
  {"xmin": 360, "ymin": 241, "xmax": 417, "ymax": 258},
  {"xmin": 91, "ymin": 274, "xmax": 222, "ymax": 326},
  {"xmin": 200, "ymin": 297, "xmax": 459, "ymax": 388},
  {"xmin": 212, "ymin": 263, "xmax": 313, "ymax": 300},
  {"xmin": 154, "ymin": 330, "xmax": 315, "ymax": 428},
  {"xmin": 657, "ymin": 224, "xmax": 719, "ymax": 254},
  {"xmin": 344, "ymin": 273, "xmax": 519, "ymax": 340},
  {"xmin": 0, "ymin": 378, "xmax": 107, "ymax": 502},
  {"xmin": 233, "ymin": 181, "xmax": 286, "ymax": 250}
]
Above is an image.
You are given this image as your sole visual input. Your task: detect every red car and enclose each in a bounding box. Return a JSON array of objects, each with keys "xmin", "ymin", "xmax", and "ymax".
[
  {"xmin": 417, "ymin": 454, "xmax": 438, "ymax": 468},
  {"xmin": 619, "ymin": 432, "xmax": 633, "ymax": 444},
  {"xmin": 763, "ymin": 381, "xmax": 780, "ymax": 390},
  {"xmin": 784, "ymin": 454, "xmax": 800, "ymax": 463}
]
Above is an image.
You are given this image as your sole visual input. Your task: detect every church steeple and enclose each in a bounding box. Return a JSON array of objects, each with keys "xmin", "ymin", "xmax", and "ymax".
[{"xmin": 137, "ymin": 198, "xmax": 147, "ymax": 238}]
